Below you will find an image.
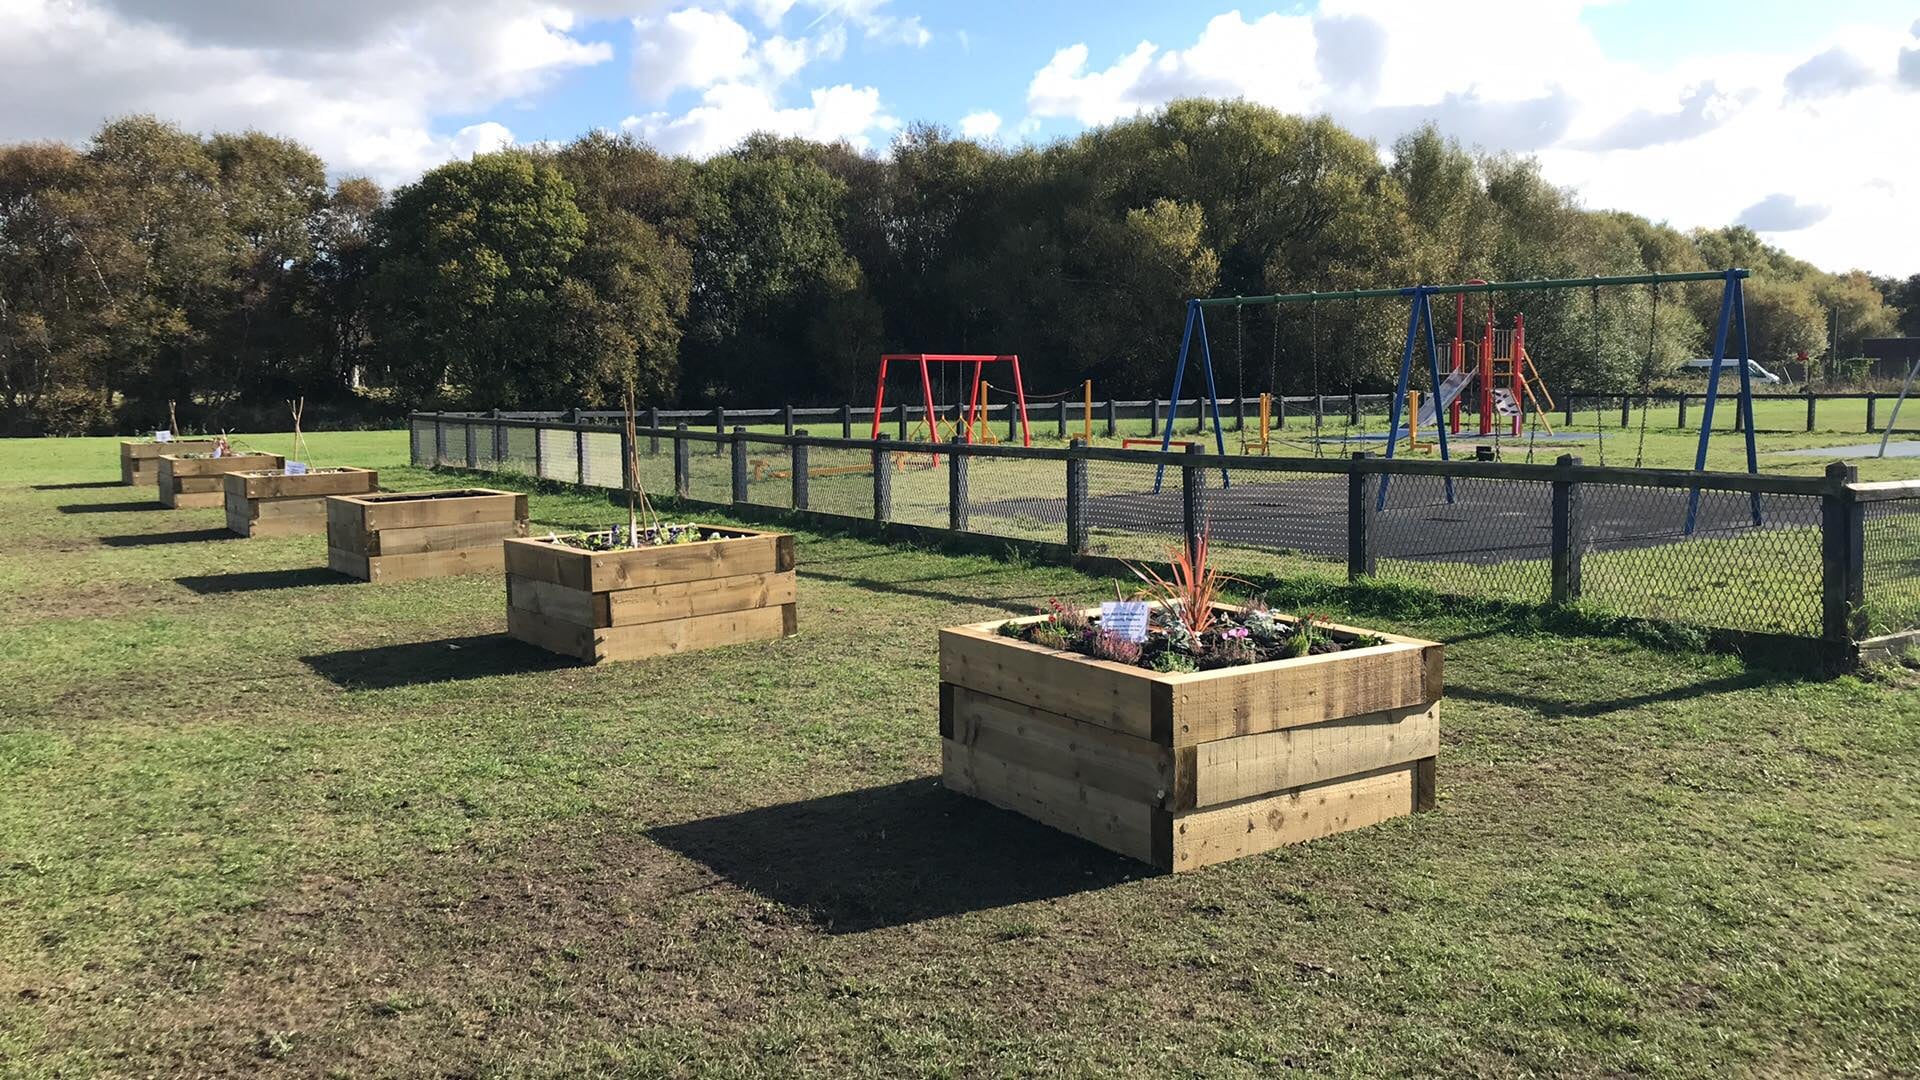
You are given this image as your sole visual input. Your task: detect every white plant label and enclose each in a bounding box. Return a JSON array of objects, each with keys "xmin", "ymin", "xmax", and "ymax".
[
  {"xmin": 286, "ymin": 461, "xmax": 308, "ymax": 475},
  {"xmin": 153, "ymin": 430, "xmax": 172, "ymax": 442},
  {"xmin": 1100, "ymin": 601, "xmax": 1151, "ymax": 643}
]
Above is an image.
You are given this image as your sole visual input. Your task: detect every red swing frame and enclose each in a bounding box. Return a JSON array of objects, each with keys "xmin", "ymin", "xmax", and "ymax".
[{"xmin": 869, "ymin": 354, "xmax": 1033, "ymax": 461}]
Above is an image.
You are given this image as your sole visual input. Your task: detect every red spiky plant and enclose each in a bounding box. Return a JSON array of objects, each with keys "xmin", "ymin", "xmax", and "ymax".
[{"xmin": 1129, "ymin": 532, "xmax": 1240, "ymax": 638}]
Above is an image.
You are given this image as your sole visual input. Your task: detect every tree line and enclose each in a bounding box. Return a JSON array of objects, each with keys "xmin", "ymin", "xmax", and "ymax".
[{"xmin": 3, "ymin": 102, "xmax": 1915, "ymax": 435}]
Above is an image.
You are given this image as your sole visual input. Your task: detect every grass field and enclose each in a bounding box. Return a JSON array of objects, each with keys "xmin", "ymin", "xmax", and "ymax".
[{"xmin": 3, "ymin": 431, "xmax": 1919, "ymax": 1077}]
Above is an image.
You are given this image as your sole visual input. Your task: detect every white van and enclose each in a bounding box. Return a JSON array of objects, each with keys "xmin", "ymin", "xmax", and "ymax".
[{"xmin": 1682, "ymin": 358, "xmax": 1783, "ymax": 384}]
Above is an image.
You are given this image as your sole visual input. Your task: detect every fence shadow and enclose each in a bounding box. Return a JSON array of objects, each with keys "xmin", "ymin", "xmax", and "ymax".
[
  {"xmin": 302, "ymin": 634, "xmax": 575, "ymax": 690},
  {"xmin": 34, "ymin": 481, "xmax": 122, "ymax": 491},
  {"xmin": 176, "ymin": 567, "xmax": 351, "ymax": 595},
  {"xmin": 98, "ymin": 527, "xmax": 235, "ymax": 547},
  {"xmin": 649, "ymin": 777, "xmax": 1147, "ymax": 934},
  {"xmin": 60, "ymin": 500, "xmax": 162, "ymax": 514},
  {"xmin": 1449, "ymin": 666, "xmax": 1799, "ymax": 719}
]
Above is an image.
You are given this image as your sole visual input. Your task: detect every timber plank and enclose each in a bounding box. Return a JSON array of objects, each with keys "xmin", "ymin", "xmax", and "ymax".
[
  {"xmin": 1188, "ymin": 702, "xmax": 1439, "ymax": 808},
  {"xmin": 946, "ymin": 684, "xmax": 1172, "ymax": 806},
  {"xmin": 938, "ymin": 625, "xmax": 1156, "ymax": 740},
  {"xmin": 1161, "ymin": 642, "xmax": 1440, "ymax": 745},
  {"xmin": 589, "ymin": 604, "xmax": 790, "ymax": 662},
  {"xmin": 506, "ymin": 605, "xmax": 593, "ymax": 660},
  {"xmin": 337, "ymin": 489, "xmax": 524, "ymax": 532},
  {"xmin": 503, "ymin": 539, "xmax": 591, "ymax": 590},
  {"xmin": 941, "ymin": 739, "xmax": 1158, "ymax": 865},
  {"xmin": 507, "ymin": 574, "xmax": 607, "ymax": 627},
  {"xmin": 604, "ymin": 570, "xmax": 796, "ymax": 626},
  {"xmin": 373, "ymin": 519, "xmax": 526, "ymax": 556},
  {"xmin": 1168, "ymin": 764, "xmax": 1419, "ymax": 872},
  {"xmin": 588, "ymin": 534, "xmax": 781, "ymax": 592}
]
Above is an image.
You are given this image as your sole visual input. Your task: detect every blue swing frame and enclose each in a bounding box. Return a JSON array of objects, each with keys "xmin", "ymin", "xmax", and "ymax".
[{"xmin": 1155, "ymin": 269, "xmax": 1760, "ymax": 535}]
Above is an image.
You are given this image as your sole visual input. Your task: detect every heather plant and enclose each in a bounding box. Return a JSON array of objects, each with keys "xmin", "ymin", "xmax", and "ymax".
[{"xmin": 1088, "ymin": 631, "xmax": 1143, "ymax": 665}]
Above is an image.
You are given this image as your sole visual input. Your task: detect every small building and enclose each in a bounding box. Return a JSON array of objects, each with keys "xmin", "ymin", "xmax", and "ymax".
[{"xmin": 1864, "ymin": 338, "xmax": 1920, "ymax": 379}]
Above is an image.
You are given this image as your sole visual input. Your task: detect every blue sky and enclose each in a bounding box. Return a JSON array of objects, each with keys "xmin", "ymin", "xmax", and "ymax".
[{"xmin": 5, "ymin": 0, "xmax": 1919, "ymax": 272}]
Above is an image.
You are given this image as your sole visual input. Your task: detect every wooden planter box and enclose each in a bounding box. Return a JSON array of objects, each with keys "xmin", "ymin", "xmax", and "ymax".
[
  {"xmin": 504, "ymin": 526, "xmax": 797, "ymax": 663},
  {"xmin": 939, "ymin": 607, "xmax": 1443, "ymax": 873},
  {"xmin": 121, "ymin": 439, "xmax": 219, "ymax": 486},
  {"xmin": 326, "ymin": 488, "xmax": 528, "ymax": 583},
  {"xmin": 156, "ymin": 453, "xmax": 285, "ymax": 508},
  {"xmin": 224, "ymin": 467, "xmax": 379, "ymax": 538}
]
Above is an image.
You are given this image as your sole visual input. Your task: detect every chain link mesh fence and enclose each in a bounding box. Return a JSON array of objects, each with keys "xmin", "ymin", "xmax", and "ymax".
[
  {"xmin": 409, "ymin": 415, "xmax": 1920, "ymax": 649},
  {"xmin": 1581, "ymin": 487, "xmax": 1824, "ymax": 637},
  {"xmin": 962, "ymin": 453, "xmax": 1066, "ymax": 544},
  {"xmin": 1863, "ymin": 496, "xmax": 1920, "ymax": 637},
  {"xmin": 1373, "ymin": 475, "xmax": 1553, "ymax": 605}
]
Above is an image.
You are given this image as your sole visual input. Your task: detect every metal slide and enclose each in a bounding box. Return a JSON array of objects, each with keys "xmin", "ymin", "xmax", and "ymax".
[{"xmin": 1401, "ymin": 368, "xmax": 1477, "ymax": 434}]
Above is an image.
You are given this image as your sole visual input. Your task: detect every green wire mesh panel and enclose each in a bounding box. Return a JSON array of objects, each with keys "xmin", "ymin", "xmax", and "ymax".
[
  {"xmin": 1372, "ymin": 475, "xmax": 1554, "ymax": 605},
  {"xmin": 1581, "ymin": 487, "xmax": 1823, "ymax": 636},
  {"xmin": 962, "ymin": 453, "xmax": 1066, "ymax": 544},
  {"xmin": 1862, "ymin": 497, "xmax": 1920, "ymax": 637}
]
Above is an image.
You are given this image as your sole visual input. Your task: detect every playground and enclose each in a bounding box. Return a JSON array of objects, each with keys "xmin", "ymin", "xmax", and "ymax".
[{"xmin": 2, "ymin": 430, "xmax": 1916, "ymax": 1076}]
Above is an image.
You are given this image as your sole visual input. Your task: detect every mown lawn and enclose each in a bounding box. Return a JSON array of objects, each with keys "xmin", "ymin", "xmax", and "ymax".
[{"xmin": 1, "ymin": 431, "xmax": 1917, "ymax": 1077}]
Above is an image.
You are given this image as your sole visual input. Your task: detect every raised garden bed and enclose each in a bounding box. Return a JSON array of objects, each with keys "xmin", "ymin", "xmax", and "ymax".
[
  {"xmin": 939, "ymin": 603, "xmax": 1442, "ymax": 873},
  {"xmin": 504, "ymin": 525, "xmax": 798, "ymax": 663},
  {"xmin": 326, "ymin": 488, "xmax": 528, "ymax": 583},
  {"xmin": 156, "ymin": 452, "xmax": 285, "ymax": 509},
  {"xmin": 224, "ymin": 467, "xmax": 378, "ymax": 538},
  {"xmin": 120, "ymin": 438, "xmax": 219, "ymax": 486}
]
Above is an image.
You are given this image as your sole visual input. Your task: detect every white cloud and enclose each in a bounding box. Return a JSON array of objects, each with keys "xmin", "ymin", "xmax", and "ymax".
[
  {"xmin": 0, "ymin": 0, "xmax": 608, "ymax": 185},
  {"xmin": 1022, "ymin": 3, "xmax": 1920, "ymax": 273},
  {"xmin": 631, "ymin": 8, "xmax": 758, "ymax": 100},
  {"xmin": 959, "ymin": 109, "xmax": 1001, "ymax": 139},
  {"xmin": 623, "ymin": 82, "xmax": 895, "ymax": 156},
  {"xmin": 1737, "ymin": 193, "xmax": 1831, "ymax": 232}
]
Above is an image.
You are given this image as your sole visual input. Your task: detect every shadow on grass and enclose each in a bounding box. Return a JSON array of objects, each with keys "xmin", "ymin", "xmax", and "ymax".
[
  {"xmin": 176, "ymin": 567, "xmax": 352, "ymax": 595},
  {"xmin": 798, "ymin": 567, "xmax": 1048, "ymax": 615},
  {"xmin": 34, "ymin": 481, "xmax": 123, "ymax": 491},
  {"xmin": 650, "ymin": 778, "xmax": 1147, "ymax": 934},
  {"xmin": 302, "ymin": 634, "xmax": 576, "ymax": 690},
  {"xmin": 98, "ymin": 527, "xmax": 235, "ymax": 547},
  {"xmin": 60, "ymin": 500, "xmax": 162, "ymax": 514},
  {"xmin": 1450, "ymin": 667, "xmax": 1797, "ymax": 719}
]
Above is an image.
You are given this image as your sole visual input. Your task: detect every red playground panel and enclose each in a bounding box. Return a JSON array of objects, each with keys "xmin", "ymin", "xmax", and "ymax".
[{"xmin": 870, "ymin": 354, "xmax": 1034, "ymax": 462}]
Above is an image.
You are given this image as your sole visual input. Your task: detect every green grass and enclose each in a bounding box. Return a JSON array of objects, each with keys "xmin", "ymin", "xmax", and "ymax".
[{"xmin": 2, "ymin": 432, "xmax": 1919, "ymax": 1076}]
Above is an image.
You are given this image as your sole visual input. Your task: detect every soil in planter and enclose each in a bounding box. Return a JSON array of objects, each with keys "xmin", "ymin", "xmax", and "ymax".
[{"xmin": 998, "ymin": 599, "xmax": 1387, "ymax": 673}]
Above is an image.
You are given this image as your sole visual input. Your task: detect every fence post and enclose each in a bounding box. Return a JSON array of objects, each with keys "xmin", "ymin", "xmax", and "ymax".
[
  {"xmin": 434, "ymin": 416, "xmax": 445, "ymax": 466},
  {"xmin": 1677, "ymin": 394, "xmax": 1689, "ymax": 429},
  {"xmin": 491, "ymin": 410, "xmax": 505, "ymax": 464},
  {"xmin": 730, "ymin": 426, "xmax": 749, "ymax": 505},
  {"xmin": 532, "ymin": 418, "xmax": 544, "ymax": 478},
  {"xmin": 1550, "ymin": 454, "xmax": 1584, "ymax": 604},
  {"xmin": 1347, "ymin": 394, "xmax": 1360, "ymax": 427},
  {"xmin": 1180, "ymin": 443, "xmax": 1205, "ymax": 566},
  {"xmin": 673, "ymin": 424, "xmax": 690, "ymax": 499},
  {"xmin": 1315, "ymin": 395, "xmax": 1325, "ymax": 434},
  {"xmin": 896, "ymin": 403, "xmax": 907, "ymax": 441},
  {"xmin": 714, "ymin": 407, "xmax": 726, "ymax": 455},
  {"xmin": 948, "ymin": 432, "xmax": 969, "ymax": 531},
  {"xmin": 1805, "ymin": 392, "xmax": 1816, "ymax": 433},
  {"xmin": 569, "ymin": 409, "xmax": 584, "ymax": 483},
  {"xmin": 1275, "ymin": 394, "xmax": 1287, "ymax": 431},
  {"xmin": 1866, "ymin": 393, "xmax": 1878, "ymax": 433},
  {"xmin": 1563, "ymin": 394, "xmax": 1575, "ymax": 429},
  {"xmin": 782, "ymin": 405, "xmax": 795, "ymax": 436},
  {"xmin": 466, "ymin": 420, "xmax": 479, "ymax": 469},
  {"xmin": 1346, "ymin": 452, "xmax": 1375, "ymax": 579},
  {"xmin": 648, "ymin": 408, "xmax": 661, "ymax": 455},
  {"xmin": 1150, "ymin": 398, "xmax": 1161, "ymax": 436},
  {"xmin": 1820, "ymin": 462, "xmax": 1865, "ymax": 663},
  {"xmin": 872, "ymin": 442, "xmax": 892, "ymax": 522},
  {"xmin": 1105, "ymin": 399, "xmax": 1117, "ymax": 437},
  {"xmin": 840, "ymin": 404, "xmax": 852, "ymax": 439},
  {"xmin": 1619, "ymin": 396, "xmax": 1630, "ymax": 429},
  {"xmin": 1066, "ymin": 438, "xmax": 1089, "ymax": 555},
  {"xmin": 791, "ymin": 432, "xmax": 809, "ymax": 510},
  {"xmin": 1235, "ymin": 396, "xmax": 1246, "ymax": 432}
]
